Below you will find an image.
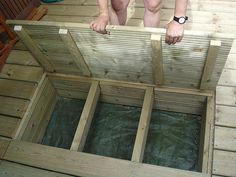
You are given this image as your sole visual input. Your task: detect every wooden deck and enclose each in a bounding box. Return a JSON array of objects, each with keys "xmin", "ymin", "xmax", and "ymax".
[{"xmin": 0, "ymin": 0, "xmax": 236, "ymax": 176}]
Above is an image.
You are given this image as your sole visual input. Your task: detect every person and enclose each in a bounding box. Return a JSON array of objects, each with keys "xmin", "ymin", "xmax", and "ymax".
[{"xmin": 90, "ymin": 0, "xmax": 188, "ymax": 45}]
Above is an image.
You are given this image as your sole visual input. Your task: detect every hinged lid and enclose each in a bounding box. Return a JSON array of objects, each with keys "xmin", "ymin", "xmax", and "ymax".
[{"xmin": 8, "ymin": 20, "xmax": 234, "ymax": 90}]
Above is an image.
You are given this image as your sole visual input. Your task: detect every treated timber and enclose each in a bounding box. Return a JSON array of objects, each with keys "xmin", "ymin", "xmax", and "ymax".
[
  {"xmin": 151, "ymin": 34, "xmax": 163, "ymax": 85},
  {"xmin": 200, "ymin": 40, "xmax": 221, "ymax": 89},
  {"xmin": 0, "ymin": 161, "xmax": 73, "ymax": 177},
  {"xmin": 214, "ymin": 126, "xmax": 236, "ymax": 152},
  {"xmin": 0, "ymin": 64, "xmax": 43, "ymax": 82},
  {"xmin": 14, "ymin": 74, "xmax": 46, "ymax": 140},
  {"xmin": 132, "ymin": 87, "xmax": 154, "ymax": 162},
  {"xmin": 0, "ymin": 139, "xmax": 10, "ymax": 159},
  {"xmin": 21, "ymin": 78, "xmax": 58, "ymax": 143},
  {"xmin": 48, "ymin": 73, "xmax": 207, "ymax": 114},
  {"xmin": 0, "ymin": 116, "xmax": 20, "ymax": 138},
  {"xmin": 0, "ymin": 96, "xmax": 29, "ymax": 118},
  {"xmin": 0, "ymin": 79, "xmax": 36, "ymax": 100},
  {"xmin": 7, "ymin": 50, "xmax": 39, "ymax": 66},
  {"xmin": 59, "ymin": 28, "xmax": 91, "ymax": 76},
  {"xmin": 13, "ymin": 26, "xmax": 55, "ymax": 72},
  {"xmin": 213, "ymin": 150, "xmax": 236, "ymax": 176},
  {"xmin": 7, "ymin": 20, "xmax": 233, "ymax": 89},
  {"xmin": 3, "ymin": 140, "xmax": 210, "ymax": 177},
  {"xmin": 201, "ymin": 96, "xmax": 215, "ymax": 173},
  {"xmin": 215, "ymin": 105, "xmax": 236, "ymax": 128},
  {"xmin": 71, "ymin": 81, "xmax": 100, "ymax": 151}
]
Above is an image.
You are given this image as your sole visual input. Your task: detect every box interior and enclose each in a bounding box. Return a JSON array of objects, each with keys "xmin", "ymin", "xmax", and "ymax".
[{"xmin": 20, "ymin": 74, "xmax": 208, "ymax": 172}]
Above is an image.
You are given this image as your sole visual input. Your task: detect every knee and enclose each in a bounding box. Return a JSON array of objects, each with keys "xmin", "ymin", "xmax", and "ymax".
[
  {"xmin": 111, "ymin": 0, "xmax": 129, "ymax": 12},
  {"xmin": 145, "ymin": 0, "xmax": 162, "ymax": 13}
]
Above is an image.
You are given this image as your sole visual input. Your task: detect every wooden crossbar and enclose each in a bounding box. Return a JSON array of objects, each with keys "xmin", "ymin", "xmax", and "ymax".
[
  {"xmin": 131, "ymin": 87, "xmax": 154, "ymax": 162},
  {"xmin": 200, "ymin": 40, "xmax": 221, "ymax": 90},
  {"xmin": 14, "ymin": 25, "xmax": 55, "ymax": 72},
  {"xmin": 70, "ymin": 81, "xmax": 100, "ymax": 151},
  {"xmin": 151, "ymin": 34, "xmax": 164, "ymax": 85}
]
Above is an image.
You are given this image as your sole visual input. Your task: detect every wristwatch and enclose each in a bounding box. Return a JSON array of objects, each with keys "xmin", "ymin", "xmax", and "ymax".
[{"xmin": 173, "ymin": 16, "xmax": 188, "ymax": 24}]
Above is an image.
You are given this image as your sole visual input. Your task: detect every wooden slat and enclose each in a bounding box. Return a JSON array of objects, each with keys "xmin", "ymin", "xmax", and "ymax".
[
  {"xmin": 0, "ymin": 64, "xmax": 43, "ymax": 82},
  {"xmin": 0, "ymin": 161, "xmax": 73, "ymax": 177},
  {"xmin": 3, "ymin": 140, "xmax": 210, "ymax": 177},
  {"xmin": 22, "ymin": 78, "xmax": 58, "ymax": 143},
  {"xmin": 216, "ymin": 86, "xmax": 236, "ymax": 106},
  {"xmin": 131, "ymin": 87, "xmax": 153, "ymax": 162},
  {"xmin": 0, "ymin": 96, "xmax": 29, "ymax": 118},
  {"xmin": 13, "ymin": 26, "xmax": 55, "ymax": 72},
  {"xmin": 213, "ymin": 150, "xmax": 236, "ymax": 176},
  {"xmin": 0, "ymin": 79, "xmax": 37, "ymax": 99},
  {"xmin": 151, "ymin": 34, "xmax": 163, "ymax": 85},
  {"xmin": 0, "ymin": 139, "xmax": 10, "ymax": 159},
  {"xmin": 215, "ymin": 105, "xmax": 236, "ymax": 128},
  {"xmin": 201, "ymin": 96, "xmax": 215, "ymax": 173},
  {"xmin": 214, "ymin": 126, "xmax": 236, "ymax": 151},
  {"xmin": 7, "ymin": 50, "xmax": 39, "ymax": 66},
  {"xmin": 70, "ymin": 81, "xmax": 100, "ymax": 151},
  {"xmin": 0, "ymin": 115, "xmax": 20, "ymax": 138},
  {"xmin": 59, "ymin": 29, "xmax": 91, "ymax": 76},
  {"xmin": 14, "ymin": 74, "xmax": 47, "ymax": 139},
  {"xmin": 218, "ymin": 68, "xmax": 236, "ymax": 87},
  {"xmin": 200, "ymin": 40, "xmax": 221, "ymax": 89}
]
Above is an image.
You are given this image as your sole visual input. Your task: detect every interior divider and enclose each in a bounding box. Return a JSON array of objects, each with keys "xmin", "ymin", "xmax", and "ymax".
[
  {"xmin": 131, "ymin": 86, "xmax": 154, "ymax": 162},
  {"xmin": 70, "ymin": 80, "xmax": 100, "ymax": 151}
]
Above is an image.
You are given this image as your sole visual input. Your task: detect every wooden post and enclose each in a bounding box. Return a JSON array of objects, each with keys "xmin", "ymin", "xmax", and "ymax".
[
  {"xmin": 70, "ymin": 81, "xmax": 100, "ymax": 151},
  {"xmin": 59, "ymin": 28, "xmax": 91, "ymax": 77},
  {"xmin": 151, "ymin": 34, "xmax": 164, "ymax": 86},
  {"xmin": 201, "ymin": 95, "xmax": 215, "ymax": 173},
  {"xmin": 200, "ymin": 40, "xmax": 221, "ymax": 90},
  {"xmin": 14, "ymin": 25, "xmax": 55, "ymax": 72},
  {"xmin": 131, "ymin": 87, "xmax": 154, "ymax": 162}
]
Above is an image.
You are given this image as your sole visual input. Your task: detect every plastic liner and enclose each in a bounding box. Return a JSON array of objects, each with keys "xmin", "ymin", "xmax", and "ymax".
[
  {"xmin": 41, "ymin": 97, "xmax": 85, "ymax": 149},
  {"xmin": 84, "ymin": 102, "xmax": 141, "ymax": 160},
  {"xmin": 143, "ymin": 110, "xmax": 201, "ymax": 171},
  {"xmin": 42, "ymin": 99, "xmax": 201, "ymax": 171}
]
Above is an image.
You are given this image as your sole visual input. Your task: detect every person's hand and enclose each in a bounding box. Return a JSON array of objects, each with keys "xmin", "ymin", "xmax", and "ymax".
[
  {"xmin": 90, "ymin": 14, "xmax": 109, "ymax": 34},
  {"xmin": 165, "ymin": 20, "xmax": 184, "ymax": 45}
]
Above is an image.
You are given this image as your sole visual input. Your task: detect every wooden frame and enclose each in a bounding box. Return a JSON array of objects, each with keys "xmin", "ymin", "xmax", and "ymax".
[{"xmin": 10, "ymin": 72, "xmax": 213, "ymax": 177}]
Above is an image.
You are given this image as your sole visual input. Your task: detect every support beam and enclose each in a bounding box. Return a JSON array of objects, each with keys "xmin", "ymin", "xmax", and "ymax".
[
  {"xmin": 151, "ymin": 34, "xmax": 163, "ymax": 85},
  {"xmin": 200, "ymin": 40, "xmax": 221, "ymax": 89},
  {"xmin": 131, "ymin": 87, "xmax": 154, "ymax": 162},
  {"xmin": 201, "ymin": 95, "xmax": 215, "ymax": 173},
  {"xmin": 70, "ymin": 81, "xmax": 100, "ymax": 151},
  {"xmin": 13, "ymin": 25, "xmax": 55, "ymax": 72},
  {"xmin": 59, "ymin": 28, "xmax": 91, "ymax": 77}
]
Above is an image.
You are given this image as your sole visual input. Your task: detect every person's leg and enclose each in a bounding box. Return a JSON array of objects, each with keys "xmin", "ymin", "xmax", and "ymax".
[
  {"xmin": 110, "ymin": 0, "xmax": 130, "ymax": 25},
  {"xmin": 143, "ymin": 0, "xmax": 162, "ymax": 27}
]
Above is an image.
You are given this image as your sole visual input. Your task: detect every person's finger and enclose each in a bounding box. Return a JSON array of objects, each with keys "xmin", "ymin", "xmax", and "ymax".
[
  {"xmin": 176, "ymin": 36, "xmax": 182, "ymax": 42},
  {"xmin": 168, "ymin": 36, "xmax": 174, "ymax": 45},
  {"xmin": 90, "ymin": 21, "xmax": 95, "ymax": 29},
  {"xmin": 173, "ymin": 37, "xmax": 178, "ymax": 44},
  {"xmin": 165, "ymin": 35, "xmax": 170, "ymax": 44}
]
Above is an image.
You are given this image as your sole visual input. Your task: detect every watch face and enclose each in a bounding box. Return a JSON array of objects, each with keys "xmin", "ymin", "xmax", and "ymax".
[{"xmin": 179, "ymin": 17, "xmax": 185, "ymax": 24}]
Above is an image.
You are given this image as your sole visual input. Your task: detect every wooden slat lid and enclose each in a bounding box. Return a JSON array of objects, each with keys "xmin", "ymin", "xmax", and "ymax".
[{"xmin": 8, "ymin": 20, "xmax": 234, "ymax": 90}]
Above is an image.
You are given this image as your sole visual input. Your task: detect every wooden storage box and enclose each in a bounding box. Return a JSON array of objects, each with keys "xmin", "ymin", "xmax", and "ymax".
[{"xmin": 2, "ymin": 20, "xmax": 234, "ymax": 177}]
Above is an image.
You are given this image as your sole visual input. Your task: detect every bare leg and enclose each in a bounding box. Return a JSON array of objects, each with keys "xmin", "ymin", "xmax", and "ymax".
[
  {"xmin": 110, "ymin": 0, "xmax": 130, "ymax": 25},
  {"xmin": 143, "ymin": 0, "xmax": 162, "ymax": 27}
]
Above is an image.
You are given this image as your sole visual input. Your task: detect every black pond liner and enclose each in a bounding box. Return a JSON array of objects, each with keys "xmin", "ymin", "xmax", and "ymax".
[
  {"xmin": 41, "ymin": 97, "xmax": 85, "ymax": 149},
  {"xmin": 42, "ymin": 99, "xmax": 201, "ymax": 171}
]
